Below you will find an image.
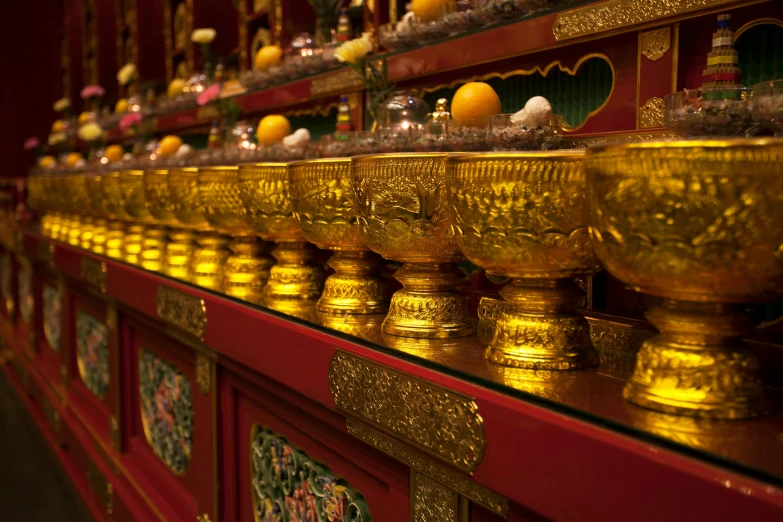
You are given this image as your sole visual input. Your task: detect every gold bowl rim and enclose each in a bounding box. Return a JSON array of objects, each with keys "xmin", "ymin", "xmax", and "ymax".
[
  {"xmin": 143, "ymin": 168, "xmax": 170, "ymax": 175},
  {"xmin": 168, "ymin": 167, "xmax": 199, "ymax": 173},
  {"xmin": 351, "ymin": 151, "xmax": 452, "ymax": 163},
  {"xmin": 120, "ymin": 169, "xmax": 145, "ymax": 176},
  {"xmin": 237, "ymin": 162, "xmax": 288, "ymax": 169},
  {"xmin": 447, "ymin": 150, "xmax": 586, "ymax": 163},
  {"xmin": 197, "ymin": 165, "xmax": 239, "ymax": 171},
  {"xmin": 587, "ymin": 137, "xmax": 783, "ymax": 154},
  {"xmin": 288, "ymin": 157, "xmax": 351, "ymax": 168}
]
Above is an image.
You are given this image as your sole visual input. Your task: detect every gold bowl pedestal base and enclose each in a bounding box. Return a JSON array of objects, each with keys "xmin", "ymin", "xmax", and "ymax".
[
  {"xmin": 79, "ymin": 217, "xmax": 94, "ymax": 250},
  {"xmin": 91, "ymin": 219, "xmax": 107, "ymax": 255},
  {"xmin": 58, "ymin": 214, "xmax": 72, "ymax": 242},
  {"xmin": 49, "ymin": 213, "xmax": 62, "ymax": 240},
  {"xmin": 67, "ymin": 216, "xmax": 83, "ymax": 246},
  {"xmin": 623, "ymin": 300, "xmax": 770, "ymax": 419},
  {"xmin": 164, "ymin": 230, "xmax": 196, "ymax": 281},
  {"xmin": 123, "ymin": 224, "xmax": 146, "ymax": 266},
  {"xmin": 486, "ymin": 278, "xmax": 598, "ymax": 370},
  {"xmin": 383, "ymin": 262, "xmax": 473, "ymax": 339},
  {"xmin": 263, "ymin": 242, "xmax": 324, "ymax": 303},
  {"xmin": 140, "ymin": 226, "xmax": 169, "ymax": 273},
  {"xmin": 105, "ymin": 221, "xmax": 125, "ymax": 260},
  {"xmin": 191, "ymin": 233, "xmax": 231, "ymax": 291},
  {"xmin": 318, "ymin": 250, "xmax": 388, "ymax": 315},
  {"xmin": 224, "ymin": 236, "xmax": 274, "ymax": 305}
]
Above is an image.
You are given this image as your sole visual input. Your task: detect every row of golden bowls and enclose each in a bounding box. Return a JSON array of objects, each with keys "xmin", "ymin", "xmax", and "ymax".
[{"xmin": 27, "ymin": 139, "xmax": 783, "ymax": 420}]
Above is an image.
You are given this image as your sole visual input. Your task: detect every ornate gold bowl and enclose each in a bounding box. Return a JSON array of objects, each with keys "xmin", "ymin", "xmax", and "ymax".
[
  {"xmin": 289, "ymin": 158, "xmax": 387, "ymax": 315},
  {"xmin": 237, "ymin": 163, "xmax": 324, "ymax": 306},
  {"xmin": 85, "ymin": 172, "xmax": 107, "ymax": 255},
  {"xmin": 447, "ymin": 151, "xmax": 599, "ymax": 369},
  {"xmin": 100, "ymin": 170, "xmax": 129, "ymax": 260},
  {"xmin": 65, "ymin": 172, "xmax": 85, "ymax": 247},
  {"xmin": 141, "ymin": 168, "xmax": 179, "ymax": 274},
  {"xmin": 119, "ymin": 169, "xmax": 154, "ymax": 267},
  {"xmin": 197, "ymin": 165, "xmax": 273, "ymax": 303},
  {"xmin": 586, "ymin": 138, "xmax": 783, "ymax": 418},
  {"xmin": 352, "ymin": 153, "xmax": 473, "ymax": 338}
]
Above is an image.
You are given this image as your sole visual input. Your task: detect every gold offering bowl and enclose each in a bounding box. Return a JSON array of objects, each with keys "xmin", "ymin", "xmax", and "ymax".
[
  {"xmin": 73, "ymin": 171, "xmax": 97, "ymax": 250},
  {"xmin": 197, "ymin": 165, "xmax": 274, "ymax": 303},
  {"xmin": 85, "ymin": 172, "xmax": 108, "ymax": 255},
  {"xmin": 586, "ymin": 139, "xmax": 783, "ymax": 419},
  {"xmin": 64, "ymin": 172, "xmax": 85, "ymax": 246},
  {"xmin": 289, "ymin": 158, "xmax": 387, "ymax": 315},
  {"xmin": 141, "ymin": 168, "xmax": 180, "ymax": 274},
  {"xmin": 352, "ymin": 153, "xmax": 473, "ymax": 339},
  {"xmin": 119, "ymin": 169, "xmax": 156, "ymax": 267},
  {"xmin": 100, "ymin": 170, "xmax": 130, "ymax": 259},
  {"xmin": 238, "ymin": 163, "xmax": 324, "ymax": 307},
  {"xmin": 446, "ymin": 151, "xmax": 599, "ymax": 369},
  {"xmin": 169, "ymin": 167, "xmax": 229, "ymax": 289}
]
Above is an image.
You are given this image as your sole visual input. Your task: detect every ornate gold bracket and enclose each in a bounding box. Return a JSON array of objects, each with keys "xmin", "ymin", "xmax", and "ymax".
[
  {"xmin": 641, "ymin": 27, "xmax": 671, "ymax": 61},
  {"xmin": 81, "ymin": 257, "xmax": 107, "ymax": 293},
  {"xmin": 155, "ymin": 285, "xmax": 207, "ymax": 340},
  {"xmin": 639, "ymin": 97, "xmax": 665, "ymax": 128},
  {"xmin": 195, "ymin": 351, "xmax": 216, "ymax": 396}
]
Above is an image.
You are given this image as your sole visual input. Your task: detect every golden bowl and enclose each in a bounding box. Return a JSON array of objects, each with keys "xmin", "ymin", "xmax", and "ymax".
[
  {"xmin": 197, "ymin": 165, "xmax": 273, "ymax": 303},
  {"xmin": 446, "ymin": 151, "xmax": 599, "ymax": 370},
  {"xmin": 118, "ymin": 169, "xmax": 153, "ymax": 266},
  {"xmin": 143, "ymin": 169, "xmax": 177, "ymax": 224},
  {"xmin": 85, "ymin": 172, "xmax": 108, "ymax": 255},
  {"xmin": 586, "ymin": 138, "xmax": 783, "ymax": 418},
  {"xmin": 352, "ymin": 153, "xmax": 473, "ymax": 338},
  {"xmin": 237, "ymin": 163, "xmax": 324, "ymax": 304},
  {"xmin": 144, "ymin": 168, "xmax": 189, "ymax": 279},
  {"xmin": 289, "ymin": 158, "xmax": 387, "ymax": 314},
  {"xmin": 168, "ymin": 167, "xmax": 209, "ymax": 229}
]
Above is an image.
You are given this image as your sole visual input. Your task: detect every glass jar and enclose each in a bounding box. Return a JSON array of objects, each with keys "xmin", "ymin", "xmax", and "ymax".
[{"xmin": 376, "ymin": 91, "xmax": 432, "ymax": 133}]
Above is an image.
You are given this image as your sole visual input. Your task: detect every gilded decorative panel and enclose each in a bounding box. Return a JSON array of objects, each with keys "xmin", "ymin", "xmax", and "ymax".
[
  {"xmin": 412, "ymin": 472, "xmax": 459, "ymax": 522},
  {"xmin": 329, "ymin": 351, "xmax": 486, "ymax": 473},
  {"xmin": 76, "ymin": 311, "xmax": 110, "ymax": 399},
  {"xmin": 18, "ymin": 261, "xmax": 32, "ymax": 325},
  {"xmin": 43, "ymin": 283, "xmax": 62, "ymax": 352},
  {"xmin": 139, "ymin": 350, "xmax": 193, "ymax": 474},
  {"xmin": 640, "ymin": 97, "xmax": 665, "ymax": 128},
  {"xmin": 641, "ymin": 27, "xmax": 671, "ymax": 61},
  {"xmin": 1, "ymin": 252, "xmax": 13, "ymax": 316},
  {"xmin": 251, "ymin": 424, "xmax": 371, "ymax": 522},
  {"xmin": 155, "ymin": 285, "xmax": 207, "ymax": 340}
]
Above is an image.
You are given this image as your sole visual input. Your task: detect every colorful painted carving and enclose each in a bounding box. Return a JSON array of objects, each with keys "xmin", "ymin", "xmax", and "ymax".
[
  {"xmin": 76, "ymin": 311, "xmax": 110, "ymax": 399},
  {"xmin": 43, "ymin": 283, "xmax": 62, "ymax": 352},
  {"xmin": 251, "ymin": 424, "xmax": 371, "ymax": 522},
  {"xmin": 18, "ymin": 263, "xmax": 32, "ymax": 324},
  {"xmin": 139, "ymin": 349, "xmax": 194, "ymax": 474}
]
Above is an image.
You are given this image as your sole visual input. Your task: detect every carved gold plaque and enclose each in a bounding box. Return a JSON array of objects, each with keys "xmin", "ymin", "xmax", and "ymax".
[
  {"xmin": 195, "ymin": 352, "xmax": 212, "ymax": 395},
  {"xmin": 641, "ymin": 27, "xmax": 671, "ymax": 61},
  {"xmin": 330, "ymin": 351, "xmax": 486, "ymax": 473},
  {"xmin": 553, "ymin": 0, "xmax": 736, "ymax": 40},
  {"xmin": 81, "ymin": 257, "xmax": 107, "ymax": 293},
  {"xmin": 310, "ymin": 68, "xmax": 364, "ymax": 97},
  {"xmin": 640, "ymin": 97, "xmax": 665, "ymax": 128},
  {"xmin": 347, "ymin": 419, "xmax": 508, "ymax": 516},
  {"xmin": 155, "ymin": 285, "xmax": 206, "ymax": 340},
  {"xmin": 412, "ymin": 471, "xmax": 459, "ymax": 522}
]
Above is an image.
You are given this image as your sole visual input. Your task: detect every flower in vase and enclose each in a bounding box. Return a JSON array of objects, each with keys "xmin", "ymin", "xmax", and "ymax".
[
  {"xmin": 80, "ymin": 84, "xmax": 105, "ymax": 100},
  {"xmin": 23, "ymin": 137, "xmax": 40, "ymax": 150},
  {"xmin": 191, "ymin": 28, "xmax": 216, "ymax": 44},
  {"xmin": 117, "ymin": 63, "xmax": 137, "ymax": 85},
  {"xmin": 53, "ymin": 98, "xmax": 71, "ymax": 112},
  {"xmin": 197, "ymin": 83, "xmax": 221, "ymax": 106},
  {"xmin": 77, "ymin": 122, "xmax": 103, "ymax": 142},
  {"xmin": 119, "ymin": 112, "xmax": 143, "ymax": 131},
  {"xmin": 334, "ymin": 32, "xmax": 373, "ymax": 65}
]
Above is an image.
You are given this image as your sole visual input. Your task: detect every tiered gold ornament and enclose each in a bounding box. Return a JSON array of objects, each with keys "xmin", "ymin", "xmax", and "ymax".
[
  {"xmin": 197, "ymin": 165, "xmax": 273, "ymax": 303},
  {"xmin": 289, "ymin": 158, "xmax": 388, "ymax": 315},
  {"xmin": 237, "ymin": 163, "xmax": 324, "ymax": 311},
  {"xmin": 100, "ymin": 170, "xmax": 129, "ymax": 259},
  {"xmin": 352, "ymin": 153, "xmax": 473, "ymax": 338},
  {"xmin": 586, "ymin": 139, "xmax": 783, "ymax": 419},
  {"xmin": 168, "ymin": 167, "xmax": 211, "ymax": 282},
  {"xmin": 118, "ymin": 169, "xmax": 155, "ymax": 266},
  {"xmin": 446, "ymin": 151, "xmax": 599, "ymax": 369}
]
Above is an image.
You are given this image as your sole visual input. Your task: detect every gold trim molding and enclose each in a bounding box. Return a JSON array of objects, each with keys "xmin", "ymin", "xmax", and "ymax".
[
  {"xmin": 347, "ymin": 419, "xmax": 508, "ymax": 516},
  {"xmin": 310, "ymin": 68, "xmax": 364, "ymax": 97},
  {"xmin": 553, "ymin": 0, "xmax": 739, "ymax": 40},
  {"xmin": 155, "ymin": 285, "xmax": 207, "ymax": 340},
  {"xmin": 195, "ymin": 352, "xmax": 212, "ymax": 395},
  {"xmin": 330, "ymin": 351, "xmax": 486, "ymax": 474},
  {"xmin": 641, "ymin": 27, "xmax": 671, "ymax": 61},
  {"xmin": 639, "ymin": 97, "xmax": 665, "ymax": 128},
  {"xmin": 567, "ymin": 130, "xmax": 680, "ymax": 146},
  {"xmin": 412, "ymin": 471, "xmax": 459, "ymax": 522},
  {"xmin": 81, "ymin": 257, "xmax": 107, "ymax": 293}
]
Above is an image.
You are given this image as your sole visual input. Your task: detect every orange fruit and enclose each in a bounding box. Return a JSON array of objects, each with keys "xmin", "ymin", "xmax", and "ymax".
[
  {"xmin": 115, "ymin": 98, "xmax": 129, "ymax": 114},
  {"xmin": 256, "ymin": 115, "xmax": 291, "ymax": 145},
  {"xmin": 451, "ymin": 82, "xmax": 502, "ymax": 127},
  {"xmin": 254, "ymin": 45, "xmax": 283, "ymax": 72},
  {"xmin": 51, "ymin": 119, "xmax": 65, "ymax": 133},
  {"xmin": 65, "ymin": 152, "xmax": 83, "ymax": 167},
  {"xmin": 411, "ymin": 0, "xmax": 451, "ymax": 23},
  {"xmin": 158, "ymin": 135, "xmax": 183, "ymax": 157},
  {"xmin": 167, "ymin": 78, "xmax": 187, "ymax": 98},
  {"xmin": 103, "ymin": 144, "xmax": 124, "ymax": 163},
  {"xmin": 39, "ymin": 156, "xmax": 56, "ymax": 169}
]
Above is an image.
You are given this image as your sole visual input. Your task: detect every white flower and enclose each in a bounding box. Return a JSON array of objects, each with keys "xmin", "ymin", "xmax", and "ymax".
[
  {"xmin": 191, "ymin": 28, "xmax": 216, "ymax": 44},
  {"xmin": 117, "ymin": 63, "xmax": 137, "ymax": 85},
  {"xmin": 77, "ymin": 122, "xmax": 103, "ymax": 142},
  {"xmin": 48, "ymin": 132, "xmax": 67, "ymax": 145},
  {"xmin": 334, "ymin": 33, "xmax": 373, "ymax": 65},
  {"xmin": 53, "ymin": 98, "xmax": 71, "ymax": 112}
]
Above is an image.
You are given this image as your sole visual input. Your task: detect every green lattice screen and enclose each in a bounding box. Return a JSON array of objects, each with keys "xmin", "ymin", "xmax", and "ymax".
[
  {"xmin": 736, "ymin": 23, "xmax": 783, "ymax": 87},
  {"xmin": 421, "ymin": 56, "xmax": 614, "ymax": 128}
]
